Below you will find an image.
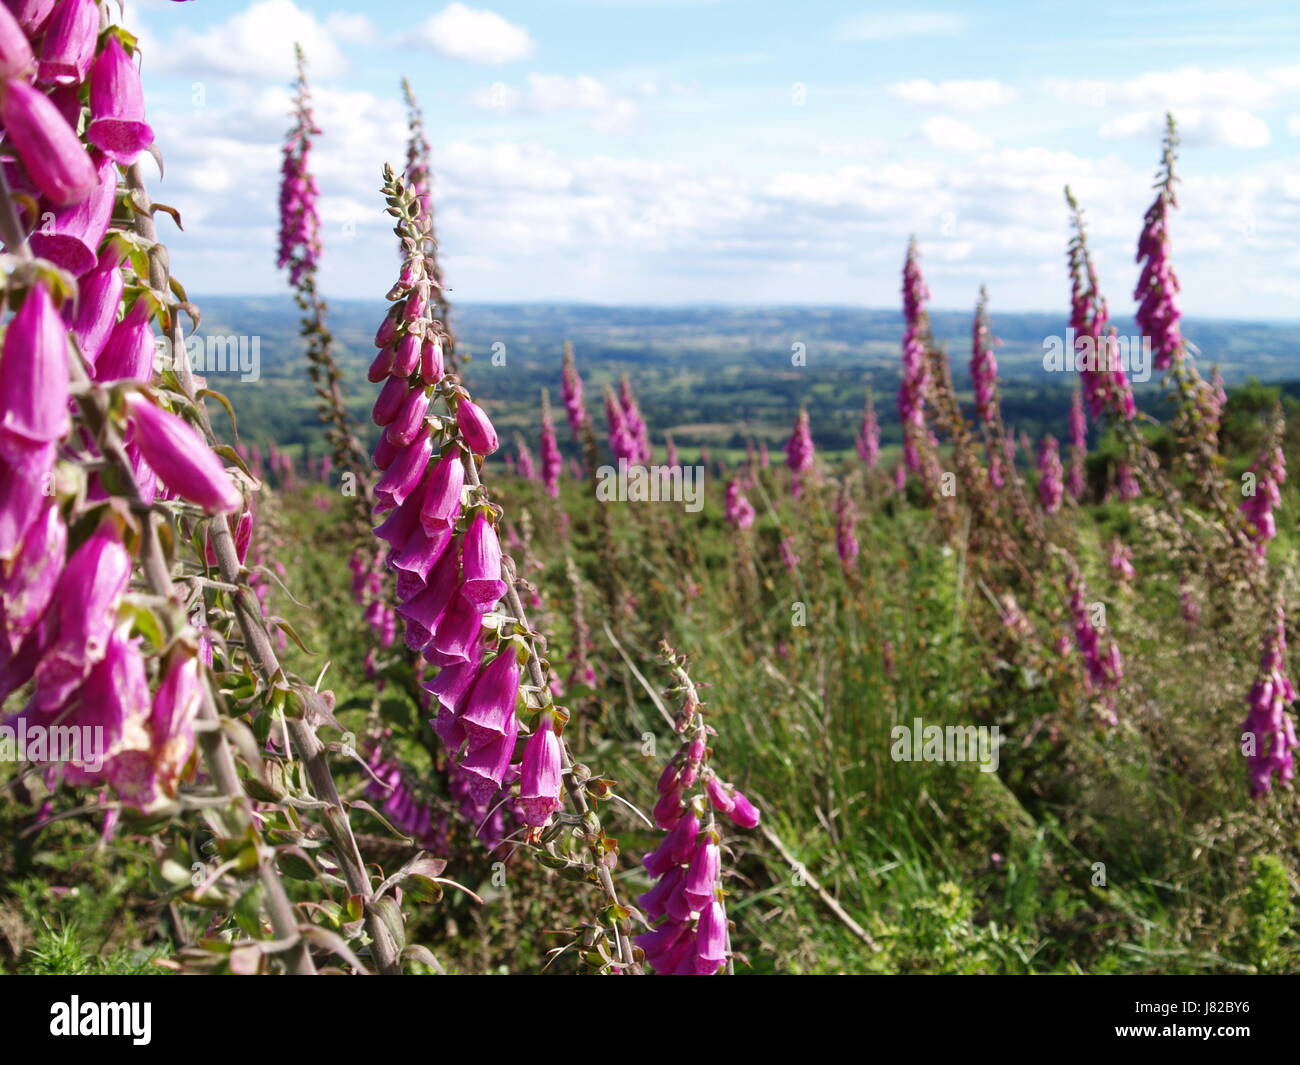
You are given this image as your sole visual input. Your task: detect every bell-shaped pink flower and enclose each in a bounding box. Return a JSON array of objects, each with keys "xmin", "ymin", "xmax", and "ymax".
[
  {"xmin": 457, "ymin": 399, "xmax": 498, "ymax": 455},
  {"xmin": 389, "ymin": 518, "xmax": 453, "ymax": 583},
  {"xmin": 423, "ymin": 637, "xmax": 481, "ymax": 716},
  {"xmin": 0, "ymin": 442, "xmax": 55, "ymax": 562},
  {"xmin": 518, "ymin": 715, "xmax": 563, "ymax": 826},
  {"xmin": 0, "ymin": 5, "xmax": 34, "ymax": 79},
  {"xmin": 419, "ymin": 447, "xmax": 464, "ymax": 535},
  {"xmin": 460, "ymin": 511, "xmax": 506, "ymax": 611},
  {"xmin": 396, "ymin": 541, "xmax": 461, "ymax": 633},
  {"xmin": 431, "ymin": 593, "xmax": 484, "ymax": 665},
  {"xmin": 373, "ymin": 374, "xmax": 412, "ymax": 426},
  {"xmin": 93, "ymin": 299, "xmax": 155, "ymax": 383},
  {"xmin": 58, "ymin": 628, "xmax": 151, "ymax": 790},
  {"xmin": 0, "ymin": 284, "xmax": 70, "ymax": 459},
  {"xmin": 111, "ymin": 653, "xmax": 202, "ymax": 807},
  {"xmin": 68, "ymin": 248, "xmax": 125, "ymax": 367},
  {"xmin": 458, "ymin": 709, "xmax": 518, "ymax": 801},
  {"xmin": 385, "ymin": 385, "xmax": 430, "ymax": 447},
  {"xmin": 374, "ymin": 427, "xmax": 432, "ymax": 511},
  {"xmin": 33, "ymin": 522, "xmax": 132, "ymax": 711},
  {"xmin": 694, "ymin": 898, "xmax": 728, "ymax": 973},
  {"xmin": 390, "ymin": 333, "xmax": 420, "ymax": 377},
  {"xmin": 36, "ymin": 0, "xmax": 97, "ymax": 85},
  {"xmin": 420, "ymin": 338, "xmax": 444, "ymax": 384},
  {"xmin": 30, "ymin": 156, "xmax": 117, "ymax": 276},
  {"xmin": 125, "ymin": 394, "xmax": 242, "ymax": 513},
  {"xmin": 704, "ymin": 774, "xmax": 735, "ymax": 814},
  {"xmin": 458, "ymin": 644, "xmax": 520, "ymax": 748},
  {"xmin": 682, "ymin": 839, "xmax": 721, "ymax": 913},
  {"xmin": 6, "ymin": 1, "xmax": 55, "ymax": 35},
  {"xmin": 726, "ymin": 789, "xmax": 760, "ymax": 828},
  {"xmin": 0, "ymin": 501, "xmax": 65, "ymax": 650},
  {"xmin": 87, "ymin": 35, "xmax": 156, "ymax": 164},
  {"xmin": 0, "ymin": 78, "xmax": 97, "ymax": 204}
]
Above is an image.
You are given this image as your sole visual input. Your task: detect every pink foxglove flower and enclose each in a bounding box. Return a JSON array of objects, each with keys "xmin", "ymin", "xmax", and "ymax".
[
  {"xmin": 29, "ymin": 155, "xmax": 116, "ymax": 277},
  {"xmin": 1241, "ymin": 606, "xmax": 1297, "ymax": 798},
  {"xmin": 638, "ymin": 646, "xmax": 758, "ymax": 974},
  {"xmin": 517, "ymin": 713, "xmax": 563, "ymax": 827},
  {"xmin": 724, "ymin": 478, "xmax": 755, "ymax": 529},
  {"xmin": 1240, "ymin": 445, "xmax": 1285, "ymax": 560},
  {"xmin": 457, "ymin": 399, "xmax": 498, "ymax": 456},
  {"xmin": 86, "ymin": 35, "xmax": 155, "ymax": 164},
  {"xmin": 560, "ymin": 342, "xmax": 586, "ymax": 432},
  {"xmin": 1036, "ymin": 435, "xmax": 1064, "ymax": 514},
  {"xmin": 0, "ymin": 283, "xmax": 70, "ymax": 459},
  {"xmin": 1067, "ymin": 383, "xmax": 1087, "ymax": 500},
  {"xmin": 32, "ymin": 522, "xmax": 131, "ymax": 712},
  {"xmin": 539, "ymin": 392, "xmax": 563, "ymax": 499},
  {"xmin": 1108, "ymin": 539, "xmax": 1135, "ymax": 583},
  {"xmin": 93, "ymin": 298, "xmax": 155, "ymax": 383},
  {"xmin": 460, "ymin": 511, "xmax": 506, "ymax": 611},
  {"xmin": 124, "ymin": 395, "xmax": 242, "ymax": 513},
  {"xmin": 784, "ymin": 408, "xmax": 814, "ymax": 498},
  {"xmin": 1069, "ymin": 568, "xmax": 1123, "ymax": 725},
  {"xmin": 897, "ymin": 238, "xmax": 931, "ymax": 473},
  {"xmin": 970, "ymin": 292, "xmax": 999, "ymax": 427},
  {"xmin": 1134, "ymin": 118, "xmax": 1183, "ymax": 372},
  {"xmin": 0, "ymin": 4, "xmax": 33, "ymax": 79},
  {"xmin": 856, "ymin": 390, "xmax": 880, "ymax": 468},
  {"xmin": 0, "ymin": 76, "xmax": 96, "ymax": 204},
  {"xmin": 35, "ymin": 0, "xmax": 97, "ymax": 85},
  {"xmin": 835, "ymin": 483, "xmax": 859, "ymax": 571}
]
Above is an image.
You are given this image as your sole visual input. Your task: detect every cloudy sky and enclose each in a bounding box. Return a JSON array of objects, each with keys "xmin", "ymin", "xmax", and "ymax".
[{"xmin": 127, "ymin": 0, "xmax": 1300, "ymax": 319}]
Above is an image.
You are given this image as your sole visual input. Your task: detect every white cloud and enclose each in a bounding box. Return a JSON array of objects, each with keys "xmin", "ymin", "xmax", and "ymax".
[
  {"xmin": 146, "ymin": 0, "xmax": 351, "ymax": 81},
  {"xmin": 471, "ymin": 74, "xmax": 640, "ymax": 133},
  {"xmin": 835, "ymin": 12, "xmax": 965, "ymax": 43},
  {"xmin": 1101, "ymin": 108, "xmax": 1271, "ymax": 149},
  {"xmin": 920, "ymin": 115, "xmax": 992, "ymax": 154},
  {"xmin": 1288, "ymin": 115, "xmax": 1300, "ymax": 135},
  {"xmin": 1047, "ymin": 66, "xmax": 1300, "ymax": 111},
  {"xmin": 411, "ymin": 3, "xmax": 534, "ymax": 65},
  {"xmin": 888, "ymin": 78, "xmax": 1016, "ymax": 111}
]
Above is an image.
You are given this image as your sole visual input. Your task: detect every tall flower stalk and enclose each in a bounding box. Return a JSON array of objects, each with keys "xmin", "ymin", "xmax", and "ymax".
[
  {"xmin": 401, "ymin": 77, "xmax": 456, "ymax": 372},
  {"xmin": 898, "ymin": 237, "xmax": 931, "ymax": 475},
  {"xmin": 636, "ymin": 643, "xmax": 759, "ymax": 975},
  {"xmin": 371, "ymin": 163, "xmax": 640, "ymax": 970},
  {"xmin": 1241, "ymin": 604, "xmax": 1297, "ymax": 797}
]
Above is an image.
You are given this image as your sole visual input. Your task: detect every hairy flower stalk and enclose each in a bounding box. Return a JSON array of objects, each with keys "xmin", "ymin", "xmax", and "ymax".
[
  {"xmin": 619, "ymin": 375, "xmax": 651, "ymax": 465},
  {"xmin": 835, "ymin": 481, "xmax": 859, "ymax": 571},
  {"xmin": 1241, "ymin": 604, "xmax": 1297, "ymax": 797},
  {"xmin": 373, "ymin": 164, "xmax": 639, "ymax": 970},
  {"xmin": 1240, "ymin": 440, "xmax": 1286, "ymax": 561},
  {"xmin": 1135, "ymin": 115, "xmax": 1183, "ymax": 374},
  {"xmin": 898, "ymin": 238, "xmax": 932, "ymax": 474},
  {"xmin": 401, "ymin": 77, "xmax": 457, "ymax": 373},
  {"xmin": 636, "ymin": 644, "xmax": 758, "ymax": 974},
  {"xmin": 1037, "ymin": 435, "xmax": 1064, "ymax": 514},
  {"xmin": 1066, "ymin": 564, "xmax": 1123, "ymax": 725},
  {"xmin": 1067, "ymin": 383, "xmax": 1087, "ymax": 500},
  {"xmin": 856, "ymin": 388, "xmax": 880, "ymax": 468},
  {"xmin": 724, "ymin": 477, "xmax": 755, "ymax": 529},
  {"xmin": 605, "ymin": 384, "xmax": 637, "ymax": 464},
  {"xmin": 784, "ymin": 407, "xmax": 815, "ymax": 498},
  {"xmin": 1108, "ymin": 538, "xmax": 1135, "ymax": 585},
  {"xmin": 1065, "ymin": 188, "xmax": 1135, "ymax": 423},
  {"xmin": 539, "ymin": 389, "xmax": 563, "ymax": 499}
]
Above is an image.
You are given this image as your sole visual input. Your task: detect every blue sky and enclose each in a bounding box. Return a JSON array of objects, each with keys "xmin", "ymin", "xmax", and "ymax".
[{"xmin": 127, "ymin": 0, "xmax": 1300, "ymax": 318}]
